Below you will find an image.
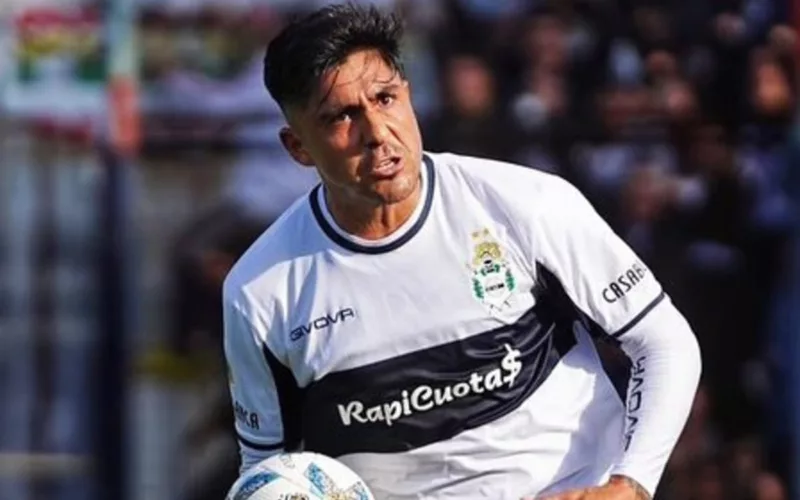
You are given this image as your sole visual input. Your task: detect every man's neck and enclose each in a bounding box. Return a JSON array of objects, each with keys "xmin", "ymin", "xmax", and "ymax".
[{"xmin": 324, "ymin": 183, "xmax": 422, "ymax": 241}]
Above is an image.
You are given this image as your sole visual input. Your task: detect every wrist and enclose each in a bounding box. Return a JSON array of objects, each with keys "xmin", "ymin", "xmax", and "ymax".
[{"xmin": 608, "ymin": 475, "xmax": 652, "ymax": 500}]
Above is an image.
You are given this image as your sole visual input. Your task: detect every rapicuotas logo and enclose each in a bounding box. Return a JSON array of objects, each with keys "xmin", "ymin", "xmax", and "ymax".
[{"xmin": 336, "ymin": 344, "xmax": 523, "ymax": 427}]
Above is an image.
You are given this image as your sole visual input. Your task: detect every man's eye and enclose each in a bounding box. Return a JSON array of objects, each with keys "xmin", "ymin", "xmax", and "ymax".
[
  {"xmin": 377, "ymin": 93, "xmax": 395, "ymax": 106},
  {"xmin": 331, "ymin": 112, "xmax": 351, "ymax": 123}
]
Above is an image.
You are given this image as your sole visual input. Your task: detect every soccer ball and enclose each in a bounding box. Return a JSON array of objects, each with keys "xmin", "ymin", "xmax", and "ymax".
[{"xmin": 225, "ymin": 452, "xmax": 375, "ymax": 500}]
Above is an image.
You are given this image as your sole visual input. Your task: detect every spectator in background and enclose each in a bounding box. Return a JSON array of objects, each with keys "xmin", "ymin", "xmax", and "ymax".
[
  {"xmin": 510, "ymin": 13, "xmax": 574, "ymax": 177},
  {"xmin": 672, "ymin": 121, "xmax": 760, "ymax": 438},
  {"xmin": 754, "ymin": 472, "xmax": 788, "ymax": 500},
  {"xmin": 137, "ymin": 7, "xmax": 321, "ymax": 500},
  {"xmin": 425, "ymin": 53, "xmax": 523, "ymax": 163},
  {"xmin": 138, "ymin": 7, "xmax": 319, "ymax": 375}
]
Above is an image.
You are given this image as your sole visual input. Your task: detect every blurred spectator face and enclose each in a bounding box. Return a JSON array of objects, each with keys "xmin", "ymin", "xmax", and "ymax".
[
  {"xmin": 524, "ymin": 15, "xmax": 568, "ymax": 72},
  {"xmin": 768, "ymin": 25, "xmax": 797, "ymax": 56},
  {"xmin": 689, "ymin": 124, "xmax": 733, "ymax": 175},
  {"xmin": 694, "ymin": 462, "xmax": 725, "ymax": 500},
  {"xmin": 200, "ymin": 250, "xmax": 237, "ymax": 289},
  {"xmin": 625, "ymin": 166, "xmax": 669, "ymax": 223},
  {"xmin": 644, "ymin": 51, "xmax": 697, "ymax": 123},
  {"xmin": 600, "ymin": 86, "xmax": 650, "ymax": 135},
  {"xmin": 512, "ymin": 69, "xmax": 567, "ymax": 131},
  {"xmin": 633, "ymin": 7, "xmax": 671, "ymax": 48},
  {"xmin": 530, "ymin": 69, "xmax": 567, "ymax": 117},
  {"xmin": 729, "ymin": 438, "xmax": 763, "ymax": 483},
  {"xmin": 446, "ymin": 55, "xmax": 495, "ymax": 117},
  {"xmin": 600, "ymin": 89, "xmax": 627, "ymax": 132},
  {"xmin": 750, "ymin": 51, "xmax": 794, "ymax": 119},
  {"xmin": 659, "ymin": 80, "xmax": 698, "ymax": 123},
  {"xmin": 645, "ymin": 50, "xmax": 679, "ymax": 83},
  {"xmin": 755, "ymin": 473, "xmax": 787, "ymax": 500},
  {"xmin": 714, "ymin": 12, "xmax": 746, "ymax": 45}
]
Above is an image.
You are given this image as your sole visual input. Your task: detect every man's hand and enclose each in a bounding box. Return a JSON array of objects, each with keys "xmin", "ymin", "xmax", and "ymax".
[{"xmin": 525, "ymin": 475, "xmax": 651, "ymax": 500}]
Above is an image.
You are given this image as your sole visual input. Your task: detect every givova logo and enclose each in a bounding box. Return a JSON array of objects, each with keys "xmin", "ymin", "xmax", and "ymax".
[
  {"xmin": 290, "ymin": 308, "xmax": 356, "ymax": 342},
  {"xmin": 337, "ymin": 344, "xmax": 523, "ymax": 427}
]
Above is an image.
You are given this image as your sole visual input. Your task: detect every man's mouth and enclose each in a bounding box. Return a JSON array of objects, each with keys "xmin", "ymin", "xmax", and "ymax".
[{"xmin": 370, "ymin": 155, "xmax": 403, "ymax": 179}]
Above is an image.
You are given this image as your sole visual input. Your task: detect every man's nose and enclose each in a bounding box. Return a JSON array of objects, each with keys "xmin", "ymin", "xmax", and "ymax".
[{"xmin": 361, "ymin": 109, "xmax": 389, "ymax": 149}]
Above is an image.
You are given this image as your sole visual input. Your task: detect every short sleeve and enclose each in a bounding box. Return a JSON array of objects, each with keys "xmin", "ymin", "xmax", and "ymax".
[
  {"xmin": 533, "ymin": 176, "xmax": 665, "ymax": 338},
  {"xmin": 223, "ymin": 296, "xmax": 303, "ymax": 471}
]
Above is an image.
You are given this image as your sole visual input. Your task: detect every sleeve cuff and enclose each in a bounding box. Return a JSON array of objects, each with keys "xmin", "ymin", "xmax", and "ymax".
[{"xmin": 236, "ymin": 430, "xmax": 285, "ymax": 452}]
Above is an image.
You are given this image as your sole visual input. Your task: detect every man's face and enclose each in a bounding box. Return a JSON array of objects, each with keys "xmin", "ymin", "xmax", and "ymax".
[{"xmin": 280, "ymin": 49, "xmax": 423, "ymax": 207}]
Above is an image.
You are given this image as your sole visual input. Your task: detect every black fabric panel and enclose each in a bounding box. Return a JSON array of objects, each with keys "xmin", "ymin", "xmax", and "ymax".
[
  {"xmin": 262, "ymin": 345, "xmax": 306, "ymax": 451},
  {"xmin": 299, "ymin": 295, "xmax": 578, "ymax": 457}
]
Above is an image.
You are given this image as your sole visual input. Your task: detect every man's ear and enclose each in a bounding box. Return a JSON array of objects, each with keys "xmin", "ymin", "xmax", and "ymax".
[{"xmin": 279, "ymin": 127, "xmax": 315, "ymax": 167}]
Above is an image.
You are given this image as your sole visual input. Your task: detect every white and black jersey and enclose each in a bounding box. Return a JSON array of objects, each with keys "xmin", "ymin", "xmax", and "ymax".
[{"xmin": 223, "ymin": 152, "xmax": 701, "ymax": 499}]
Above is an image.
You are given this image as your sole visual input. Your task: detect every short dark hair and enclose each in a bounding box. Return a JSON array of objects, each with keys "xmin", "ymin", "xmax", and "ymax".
[{"xmin": 264, "ymin": 3, "xmax": 405, "ymax": 110}]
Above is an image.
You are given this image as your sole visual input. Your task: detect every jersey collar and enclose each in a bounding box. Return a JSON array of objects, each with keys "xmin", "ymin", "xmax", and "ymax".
[{"xmin": 309, "ymin": 154, "xmax": 435, "ymax": 254}]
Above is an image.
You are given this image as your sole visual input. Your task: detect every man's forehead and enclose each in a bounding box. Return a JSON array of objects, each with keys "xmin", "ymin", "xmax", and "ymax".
[
  {"xmin": 284, "ymin": 50, "xmax": 401, "ymax": 122},
  {"xmin": 315, "ymin": 52, "xmax": 400, "ymax": 103}
]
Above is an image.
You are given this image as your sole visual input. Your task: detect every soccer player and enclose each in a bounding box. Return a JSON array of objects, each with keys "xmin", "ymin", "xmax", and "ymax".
[{"xmin": 223, "ymin": 4, "xmax": 702, "ymax": 499}]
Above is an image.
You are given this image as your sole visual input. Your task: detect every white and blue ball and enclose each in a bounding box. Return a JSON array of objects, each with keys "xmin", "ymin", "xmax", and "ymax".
[{"xmin": 225, "ymin": 452, "xmax": 375, "ymax": 500}]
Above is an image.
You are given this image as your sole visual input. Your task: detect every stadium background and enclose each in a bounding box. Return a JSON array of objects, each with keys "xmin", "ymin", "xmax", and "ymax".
[{"xmin": 0, "ymin": 0, "xmax": 798, "ymax": 499}]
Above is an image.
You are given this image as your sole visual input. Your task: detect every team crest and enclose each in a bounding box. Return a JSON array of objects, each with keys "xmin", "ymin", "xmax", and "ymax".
[{"xmin": 469, "ymin": 229, "xmax": 517, "ymax": 310}]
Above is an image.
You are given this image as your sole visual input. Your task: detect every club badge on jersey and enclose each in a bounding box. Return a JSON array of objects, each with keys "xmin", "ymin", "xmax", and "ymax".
[{"xmin": 468, "ymin": 229, "xmax": 518, "ymax": 313}]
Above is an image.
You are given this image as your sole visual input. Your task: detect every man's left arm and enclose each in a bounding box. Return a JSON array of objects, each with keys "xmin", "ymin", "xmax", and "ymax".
[
  {"xmin": 529, "ymin": 175, "xmax": 702, "ymax": 499},
  {"xmin": 602, "ymin": 287, "xmax": 701, "ymax": 499}
]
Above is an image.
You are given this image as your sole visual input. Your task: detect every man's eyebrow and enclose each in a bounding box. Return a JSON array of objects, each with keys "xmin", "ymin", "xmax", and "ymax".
[
  {"xmin": 313, "ymin": 73, "xmax": 402, "ymax": 118},
  {"xmin": 317, "ymin": 96, "xmax": 353, "ymax": 114},
  {"xmin": 374, "ymin": 82, "xmax": 402, "ymax": 93}
]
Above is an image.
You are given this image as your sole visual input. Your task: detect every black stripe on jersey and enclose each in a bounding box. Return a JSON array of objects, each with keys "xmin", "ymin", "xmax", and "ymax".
[
  {"xmin": 237, "ymin": 433, "xmax": 284, "ymax": 452},
  {"xmin": 611, "ymin": 290, "xmax": 667, "ymax": 338},
  {"xmin": 298, "ymin": 280, "xmax": 581, "ymax": 457},
  {"xmin": 535, "ymin": 265, "xmax": 664, "ymax": 402},
  {"xmin": 536, "ymin": 265, "xmax": 631, "ymax": 401},
  {"xmin": 308, "ymin": 155, "xmax": 436, "ymax": 254},
  {"xmin": 262, "ymin": 346, "xmax": 305, "ymax": 452}
]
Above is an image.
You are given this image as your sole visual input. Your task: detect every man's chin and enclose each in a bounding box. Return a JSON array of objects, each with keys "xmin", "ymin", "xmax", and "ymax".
[{"xmin": 371, "ymin": 176, "xmax": 421, "ymax": 205}]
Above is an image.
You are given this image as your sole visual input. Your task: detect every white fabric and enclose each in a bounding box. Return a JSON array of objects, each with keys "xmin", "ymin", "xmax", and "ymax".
[
  {"xmin": 609, "ymin": 298, "xmax": 702, "ymax": 496},
  {"xmin": 223, "ymin": 152, "xmax": 700, "ymax": 499}
]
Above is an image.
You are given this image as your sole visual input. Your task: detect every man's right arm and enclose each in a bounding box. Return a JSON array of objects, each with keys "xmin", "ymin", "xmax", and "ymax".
[{"xmin": 223, "ymin": 295, "xmax": 294, "ymax": 473}]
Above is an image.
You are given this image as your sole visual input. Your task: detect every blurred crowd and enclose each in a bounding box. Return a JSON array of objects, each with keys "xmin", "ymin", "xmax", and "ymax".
[{"xmin": 129, "ymin": 1, "xmax": 800, "ymax": 500}]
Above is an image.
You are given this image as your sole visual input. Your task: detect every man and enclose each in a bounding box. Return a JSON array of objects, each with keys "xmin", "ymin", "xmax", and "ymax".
[{"xmin": 223, "ymin": 4, "xmax": 702, "ymax": 499}]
